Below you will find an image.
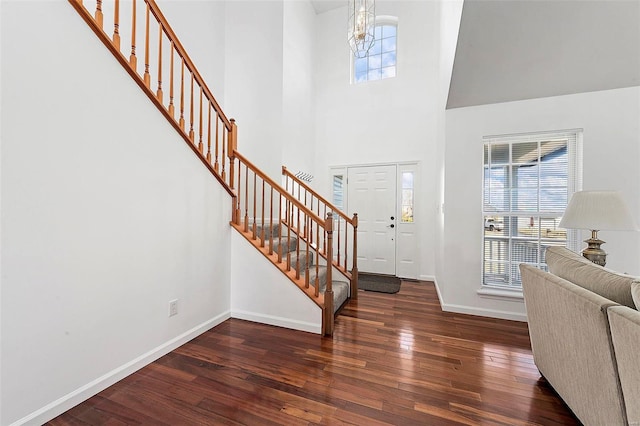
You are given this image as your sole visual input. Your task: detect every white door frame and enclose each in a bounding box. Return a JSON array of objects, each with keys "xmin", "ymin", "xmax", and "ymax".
[{"xmin": 329, "ymin": 161, "xmax": 420, "ymax": 279}]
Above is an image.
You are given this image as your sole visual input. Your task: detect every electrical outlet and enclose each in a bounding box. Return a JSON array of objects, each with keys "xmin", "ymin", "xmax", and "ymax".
[{"xmin": 169, "ymin": 299, "xmax": 178, "ymax": 317}]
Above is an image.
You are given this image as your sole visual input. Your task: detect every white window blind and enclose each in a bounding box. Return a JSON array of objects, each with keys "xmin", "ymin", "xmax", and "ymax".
[
  {"xmin": 332, "ymin": 174, "xmax": 344, "ymax": 211},
  {"xmin": 482, "ymin": 130, "xmax": 582, "ymax": 288}
]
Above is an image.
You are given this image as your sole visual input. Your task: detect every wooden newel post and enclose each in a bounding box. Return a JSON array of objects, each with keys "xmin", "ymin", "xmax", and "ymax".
[
  {"xmin": 228, "ymin": 119, "xmax": 240, "ymax": 225},
  {"xmin": 351, "ymin": 213, "xmax": 359, "ymax": 300},
  {"xmin": 324, "ymin": 212, "xmax": 334, "ymax": 336}
]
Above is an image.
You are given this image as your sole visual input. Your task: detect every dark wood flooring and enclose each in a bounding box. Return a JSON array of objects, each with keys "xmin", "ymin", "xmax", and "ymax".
[{"xmin": 48, "ymin": 281, "xmax": 580, "ymax": 425}]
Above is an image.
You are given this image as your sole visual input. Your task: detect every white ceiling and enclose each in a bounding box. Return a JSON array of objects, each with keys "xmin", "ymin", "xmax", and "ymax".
[
  {"xmin": 310, "ymin": 0, "xmax": 345, "ymax": 14},
  {"xmin": 447, "ymin": 0, "xmax": 640, "ymax": 109}
]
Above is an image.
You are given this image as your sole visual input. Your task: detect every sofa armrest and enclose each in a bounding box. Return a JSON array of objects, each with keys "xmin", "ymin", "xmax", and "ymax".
[
  {"xmin": 608, "ymin": 305, "xmax": 640, "ymax": 426},
  {"xmin": 520, "ymin": 264, "xmax": 627, "ymax": 426}
]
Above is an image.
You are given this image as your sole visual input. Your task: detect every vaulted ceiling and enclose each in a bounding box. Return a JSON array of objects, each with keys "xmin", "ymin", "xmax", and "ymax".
[
  {"xmin": 310, "ymin": 0, "xmax": 345, "ymax": 14},
  {"xmin": 447, "ymin": 0, "xmax": 640, "ymax": 109}
]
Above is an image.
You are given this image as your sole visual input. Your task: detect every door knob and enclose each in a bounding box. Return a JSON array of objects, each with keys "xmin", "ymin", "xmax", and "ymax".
[
  {"xmin": 390, "ymin": 216, "xmax": 395, "ymax": 220},
  {"xmin": 390, "ymin": 224, "xmax": 395, "ymax": 228}
]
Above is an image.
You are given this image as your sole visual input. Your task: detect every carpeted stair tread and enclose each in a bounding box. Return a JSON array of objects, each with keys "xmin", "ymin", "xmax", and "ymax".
[
  {"xmin": 250, "ymin": 222, "xmax": 350, "ymax": 315},
  {"xmin": 254, "ymin": 223, "xmax": 281, "ymax": 240},
  {"xmin": 271, "ymin": 236, "xmax": 298, "ymax": 254},
  {"xmin": 330, "ymin": 281, "xmax": 350, "ymax": 313},
  {"xmin": 289, "ymin": 251, "xmax": 314, "ymax": 271},
  {"xmin": 301, "ymin": 266, "xmax": 349, "ymax": 313}
]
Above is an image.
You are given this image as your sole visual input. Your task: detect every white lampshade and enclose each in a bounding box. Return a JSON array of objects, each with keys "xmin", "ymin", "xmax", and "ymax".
[{"xmin": 560, "ymin": 190, "xmax": 639, "ymax": 231}]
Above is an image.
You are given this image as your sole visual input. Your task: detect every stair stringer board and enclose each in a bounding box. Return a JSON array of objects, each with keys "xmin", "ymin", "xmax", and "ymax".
[{"xmin": 230, "ymin": 231, "xmax": 322, "ymax": 334}]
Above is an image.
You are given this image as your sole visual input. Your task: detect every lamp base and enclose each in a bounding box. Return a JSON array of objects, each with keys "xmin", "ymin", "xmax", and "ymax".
[{"xmin": 582, "ymin": 230, "xmax": 606, "ymax": 267}]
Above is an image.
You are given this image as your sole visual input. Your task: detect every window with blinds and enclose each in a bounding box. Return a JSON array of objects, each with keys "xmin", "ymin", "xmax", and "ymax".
[
  {"xmin": 332, "ymin": 174, "xmax": 344, "ymax": 211},
  {"xmin": 482, "ymin": 130, "xmax": 582, "ymax": 288}
]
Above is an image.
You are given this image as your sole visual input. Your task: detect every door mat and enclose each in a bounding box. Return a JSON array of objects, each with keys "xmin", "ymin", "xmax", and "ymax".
[{"xmin": 357, "ymin": 273, "xmax": 401, "ymax": 294}]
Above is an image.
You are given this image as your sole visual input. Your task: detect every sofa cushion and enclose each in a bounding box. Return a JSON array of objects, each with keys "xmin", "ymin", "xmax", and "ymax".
[
  {"xmin": 632, "ymin": 281, "xmax": 640, "ymax": 310},
  {"xmin": 607, "ymin": 306, "xmax": 640, "ymax": 424},
  {"xmin": 546, "ymin": 246, "xmax": 636, "ymax": 308}
]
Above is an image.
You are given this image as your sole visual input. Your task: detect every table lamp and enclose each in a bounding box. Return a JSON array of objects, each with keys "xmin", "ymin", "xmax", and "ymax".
[{"xmin": 559, "ymin": 190, "xmax": 639, "ymax": 266}]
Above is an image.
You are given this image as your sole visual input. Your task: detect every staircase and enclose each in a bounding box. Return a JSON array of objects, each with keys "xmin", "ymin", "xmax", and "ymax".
[
  {"xmin": 251, "ymin": 222, "xmax": 351, "ymax": 315},
  {"xmin": 68, "ymin": 0, "xmax": 357, "ymax": 335}
]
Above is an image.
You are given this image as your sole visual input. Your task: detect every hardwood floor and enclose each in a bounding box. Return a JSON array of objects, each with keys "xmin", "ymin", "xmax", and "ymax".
[{"xmin": 49, "ymin": 281, "xmax": 580, "ymax": 425}]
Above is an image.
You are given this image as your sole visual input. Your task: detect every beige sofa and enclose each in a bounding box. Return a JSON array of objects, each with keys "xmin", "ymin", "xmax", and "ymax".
[{"xmin": 520, "ymin": 246, "xmax": 640, "ymax": 426}]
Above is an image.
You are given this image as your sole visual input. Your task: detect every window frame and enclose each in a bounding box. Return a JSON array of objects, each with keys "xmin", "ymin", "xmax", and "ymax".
[
  {"xmin": 400, "ymin": 170, "xmax": 414, "ymax": 223},
  {"xmin": 480, "ymin": 130, "xmax": 583, "ymax": 295},
  {"xmin": 351, "ymin": 15, "xmax": 398, "ymax": 84},
  {"xmin": 332, "ymin": 173, "xmax": 345, "ymax": 212}
]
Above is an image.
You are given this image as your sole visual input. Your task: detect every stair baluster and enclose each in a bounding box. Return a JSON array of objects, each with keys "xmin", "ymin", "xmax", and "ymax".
[
  {"xmin": 95, "ymin": 0, "xmax": 103, "ymax": 29},
  {"xmin": 282, "ymin": 167, "xmax": 358, "ymax": 300},
  {"xmin": 157, "ymin": 25, "xmax": 163, "ymax": 102},
  {"xmin": 198, "ymin": 88, "xmax": 203, "ymax": 152},
  {"xmin": 112, "ymin": 0, "xmax": 120, "ymax": 50},
  {"xmin": 143, "ymin": 3, "xmax": 150, "ymax": 87},
  {"xmin": 129, "ymin": 0, "xmax": 137, "ymax": 69},
  {"xmin": 168, "ymin": 44, "xmax": 175, "ymax": 118},
  {"xmin": 188, "ymin": 72, "xmax": 194, "ymax": 141}
]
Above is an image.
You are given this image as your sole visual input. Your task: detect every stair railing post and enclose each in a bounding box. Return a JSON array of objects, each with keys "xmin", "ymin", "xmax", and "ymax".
[
  {"xmin": 324, "ymin": 212, "xmax": 334, "ymax": 336},
  {"xmin": 351, "ymin": 213, "xmax": 358, "ymax": 300},
  {"xmin": 228, "ymin": 119, "xmax": 239, "ymax": 224}
]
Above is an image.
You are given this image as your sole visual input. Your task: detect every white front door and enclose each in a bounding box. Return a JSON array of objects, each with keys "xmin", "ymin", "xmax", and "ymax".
[{"xmin": 347, "ymin": 165, "xmax": 397, "ymax": 275}]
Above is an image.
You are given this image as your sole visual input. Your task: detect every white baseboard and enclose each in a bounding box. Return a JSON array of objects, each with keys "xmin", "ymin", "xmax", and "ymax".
[
  {"xmin": 231, "ymin": 310, "xmax": 321, "ymax": 334},
  {"xmin": 441, "ymin": 303, "xmax": 528, "ymax": 322},
  {"xmin": 418, "ymin": 274, "xmax": 436, "ymax": 282},
  {"xmin": 432, "ymin": 277, "xmax": 444, "ymax": 307},
  {"xmin": 12, "ymin": 311, "xmax": 231, "ymax": 426},
  {"xmin": 429, "ymin": 276, "xmax": 526, "ymax": 322}
]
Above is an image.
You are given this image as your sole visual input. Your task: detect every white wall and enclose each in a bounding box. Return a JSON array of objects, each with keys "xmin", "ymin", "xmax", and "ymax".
[
  {"xmin": 0, "ymin": 2, "xmax": 4, "ymax": 423},
  {"xmin": 223, "ymin": 0, "xmax": 316, "ymax": 181},
  {"xmin": 282, "ymin": 0, "xmax": 316, "ymax": 175},
  {"xmin": 1, "ymin": 2, "xmax": 232, "ymax": 424},
  {"xmin": 313, "ymin": 0, "xmax": 441, "ymax": 280},
  {"xmin": 159, "ymin": 0, "xmax": 227, "ymax": 106},
  {"xmin": 224, "ymin": 0, "xmax": 285, "ymax": 179},
  {"xmin": 230, "ymin": 232, "xmax": 322, "ymax": 334},
  {"xmin": 442, "ymin": 87, "xmax": 640, "ymax": 321},
  {"xmin": 435, "ymin": 0, "xmax": 464, "ymax": 299}
]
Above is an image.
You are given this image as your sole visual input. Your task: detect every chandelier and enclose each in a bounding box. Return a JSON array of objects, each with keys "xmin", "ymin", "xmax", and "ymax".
[{"xmin": 348, "ymin": 0, "xmax": 375, "ymax": 58}]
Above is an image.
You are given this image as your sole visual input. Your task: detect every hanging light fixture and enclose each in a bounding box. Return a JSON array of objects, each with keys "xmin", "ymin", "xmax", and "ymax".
[{"xmin": 348, "ymin": 0, "xmax": 375, "ymax": 58}]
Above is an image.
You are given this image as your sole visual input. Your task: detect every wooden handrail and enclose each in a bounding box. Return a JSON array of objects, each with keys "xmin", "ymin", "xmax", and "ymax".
[
  {"xmin": 282, "ymin": 166, "xmax": 354, "ymax": 226},
  {"xmin": 234, "ymin": 152, "xmax": 324, "ymax": 226}
]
